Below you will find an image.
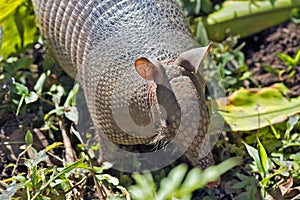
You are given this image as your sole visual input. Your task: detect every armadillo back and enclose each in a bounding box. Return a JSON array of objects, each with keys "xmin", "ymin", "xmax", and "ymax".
[{"xmin": 33, "ymin": 0, "xmax": 199, "ymax": 144}]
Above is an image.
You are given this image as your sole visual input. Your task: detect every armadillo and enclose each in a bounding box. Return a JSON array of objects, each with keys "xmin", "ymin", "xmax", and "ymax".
[{"xmin": 32, "ymin": 0, "xmax": 216, "ymax": 172}]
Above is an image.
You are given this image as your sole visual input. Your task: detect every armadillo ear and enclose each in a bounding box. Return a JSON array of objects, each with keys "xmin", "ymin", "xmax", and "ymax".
[
  {"xmin": 134, "ymin": 57, "xmax": 164, "ymax": 84},
  {"xmin": 175, "ymin": 43, "xmax": 212, "ymax": 73}
]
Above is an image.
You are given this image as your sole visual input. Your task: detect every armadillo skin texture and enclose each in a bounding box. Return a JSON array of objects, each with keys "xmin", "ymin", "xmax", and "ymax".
[{"xmin": 32, "ymin": 0, "xmax": 213, "ymax": 169}]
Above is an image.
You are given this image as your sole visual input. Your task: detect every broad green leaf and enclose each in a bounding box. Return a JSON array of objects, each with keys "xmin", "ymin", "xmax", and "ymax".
[
  {"xmin": 5, "ymin": 56, "xmax": 34, "ymax": 74},
  {"xmin": 201, "ymin": 0, "xmax": 212, "ymax": 13},
  {"xmin": 0, "ymin": 2, "xmax": 37, "ymax": 59},
  {"xmin": 201, "ymin": 0, "xmax": 300, "ymax": 41},
  {"xmin": 198, "ymin": 156, "xmax": 242, "ymax": 183},
  {"xmin": 0, "ymin": 0, "xmax": 24, "ymax": 21},
  {"xmin": 217, "ymin": 83, "xmax": 300, "ymax": 131}
]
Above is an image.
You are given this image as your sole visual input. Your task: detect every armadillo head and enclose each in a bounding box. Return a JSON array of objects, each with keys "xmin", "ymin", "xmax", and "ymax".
[{"xmin": 134, "ymin": 44, "xmax": 213, "ymax": 169}]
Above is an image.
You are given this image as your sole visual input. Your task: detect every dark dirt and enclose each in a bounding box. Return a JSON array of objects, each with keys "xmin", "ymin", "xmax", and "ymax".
[{"xmin": 243, "ymin": 22, "xmax": 300, "ymax": 97}]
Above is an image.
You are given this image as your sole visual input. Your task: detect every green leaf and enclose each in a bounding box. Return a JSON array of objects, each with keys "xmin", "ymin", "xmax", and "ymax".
[
  {"xmin": 201, "ymin": 0, "xmax": 300, "ymax": 41},
  {"xmin": 130, "ymin": 173, "xmax": 156, "ymax": 200},
  {"xmin": 34, "ymin": 72, "xmax": 47, "ymax": 94},
  {"xmin": 194, "ymin": 0, "xmax": 201, "ymax": 14},
  {"xmin": 276, "ymin": 52, "xmax": 296, "ymax": 67},
  {"xmin": 0, "ymin": 183, "xmax": 24, "ymax": 200},
  {"xmin": 267, "ymin": 119, "xmax": 281, "ymax": 139},
  {"xmin": 262, "ymin": 65, "xmax": 281, "ymax": 76},
  {"xmin": 5, "ymin": 56, "xmax": 34, "ymax": 74},
  {"xmin": 200, "ymin": 157, "xmax": 242, "ymax": 183},
  {"xmin": 176, "ymin": 167, "xmax": 202, "ymax": 198},
  {"xmin": 156, "ymin": 164, "xmax": 188, "ymax": 200},
  {"xmin": 0, "ymin": 1, "xmax": 37, "ymax": 59},
  {"xmin": 96, "ymin": 174, "xmax": 119, "ymax": 186},
  {"xmin": 25, "ymin": 130, "xmax": 33, "ymax": 145},
  {"xmin": 50, "ymin": 85, "xmax": 65, "ymax": 105},
  {"xmin": 14, "ymin": 82, "xmax": 28, "ymax": 95},
  {"xmin": 64, "ymin": 83, "xmax": 79, "ymax": 107},
  {"xmin": 291, "ymin": 8, "xmax": 300, "ymax": 23},
  {"xmin": 25, "ymin": 91, "xmax": 38, "ymax": 104},
  {"xmin": 243, "ymin": 142, "xmax": 264, "ymax": 177},
  {"xmin": 294, "ymin": 49, "xmax": 300, "ymax": 63},
  {"xmin": 196, "ymin": 19, "xmax": 209, "ymax": 46},
  {"xmin": 32, "ymin": 149, "xmax": 48, "ymax": 166},
  {"xmin": 93, "ymin": 162, "xmax": 113, "ymax": 174},
  {"xmin": 48, "ymin": 106, "xmax": 65, "ymax": 116},
  {"xmin": 0, "ymin": 0, "xmax": 24, "ymax": 21},
  {"xmin": 257, "ymin": 138, "xmax": 268, "ymax": 177},
  {"xmin": 45, "ymin": 142, "xmax": 64, "ymax": 152},
  {"xmin": 287, "ymin": 114, "xmax": 299, "ymax": 132},
  {"xmin": 0, "ymin": 26, "xmax": 3, "ymax": 60},
  {"xmin": 14, "ymin": 6, "xmax": 24, "ymax": 47},
  {"xmin": 201, "ymin": 0, "xmax": 212, "ymax": 13},
  {"xmin": 261, "ymin": 168, "xmax": 285, "ymax": 187},
  {"xmin": 177, "ymin": 157, "xmax": 242, "ymax": 198},
  {"xmin": 64, "ymin": 106, "xmax": 79, "ymax": 124},
  {"xmin": 16, "ymin": 94, "xmax": 25, "ymax": 116},
  {"xmin": 217, "ymin": 84, "xmax": 300, "ymax": 131}
]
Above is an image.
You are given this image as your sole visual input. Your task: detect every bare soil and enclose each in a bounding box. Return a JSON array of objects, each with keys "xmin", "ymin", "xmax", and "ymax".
[{"xmin": 244, "ymin": 22, "xmax": 300, "ymax": 97}]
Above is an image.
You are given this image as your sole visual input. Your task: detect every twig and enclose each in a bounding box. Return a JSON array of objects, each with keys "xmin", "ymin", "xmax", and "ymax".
[
  {"xmin": 58, "ymin": 117, "xmax": 75, "ymax": 163},
  {"xmin": 64, "ymin": 176, "xmax": 87, "ymax": 195},
  {"xmin": 12, "ymin": 145, "xmax": 31, "ymax": 175}
]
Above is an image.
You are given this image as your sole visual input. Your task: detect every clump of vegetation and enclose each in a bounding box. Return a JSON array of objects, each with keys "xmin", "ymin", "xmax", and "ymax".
[{"xmin": 263, "ymin": 50, "xmax": 300, "ymax": 80}]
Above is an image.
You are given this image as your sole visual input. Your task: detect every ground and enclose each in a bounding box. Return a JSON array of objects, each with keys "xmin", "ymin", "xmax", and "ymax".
[{"xmin": 244, "ymin": 22, "xmax": 300, "ymax": 97}]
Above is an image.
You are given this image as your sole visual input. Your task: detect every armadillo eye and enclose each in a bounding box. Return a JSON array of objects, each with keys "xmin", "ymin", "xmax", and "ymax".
[{"xmin": 165, "ymin": 119, "xmax": 171, "ymax": 126}]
